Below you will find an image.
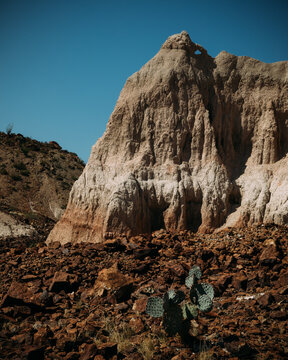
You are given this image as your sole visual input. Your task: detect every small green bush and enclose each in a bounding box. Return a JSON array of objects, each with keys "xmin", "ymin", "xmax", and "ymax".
[
  {"xmin": 20, "ymin": 170, "xmax": 30, "ymax": 177},
  {"xmin": 29, "ymin": 143, "xmax": 41, "ymax": 151},
  {"xmin": 0, "ymin": 164, "xmax": 8, "ymax": 175},
  {"xmin": 0, "ymin": 168, "xmax": 8, "ymax": 175},
  {"xmin": 14, "ymin": 162, "xmax": 27, "ymax": 171},
  {"xmin": 6, "ymin": 123, "xmax": 13, "ymax": 135},
  {"xmin": 20, "ymin": 145, "xmax": 29, "ymax": 156},
  {"xmin": 24, "ymin": 212, "xmax": 38, "ymax": 221},
  {"xmin": 61, "ymin": 181, "xmax": 70, "ymax": 190},
  {"xmin": 11, "ymin": 174, "xmax": 22, "ymax": 181}
]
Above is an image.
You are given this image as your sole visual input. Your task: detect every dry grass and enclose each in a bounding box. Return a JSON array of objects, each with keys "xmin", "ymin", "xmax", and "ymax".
[
  {"xmin": 138, "ymin": 330, "xmax": 168, "ymax": 360},
  {"xmin": 198, "ymin": 340, "xmax": 213, "ymax": 360},
  {"xmin": 94, "ymin": 317, "xmax": 135, "ymax": 353},
  {"xmin": 138, "ymin": 335, "xmax": 155, "ymax": 360}
]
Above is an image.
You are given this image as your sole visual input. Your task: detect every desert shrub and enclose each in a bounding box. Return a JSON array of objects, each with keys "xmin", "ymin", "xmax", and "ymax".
[
  {"xmin": 29, "ymin": 143, "xmax": 41, "ymax": 151},
  {"xmin": 20, "ymin": 144, "xmax": 29, "ymax": 156},
  {"xmin": 24, "ymin": 212, "xmax": 38, "ymax": 221},
  {"xmin": 14, "ymin": 162, "xmax": 27, "ymax": 171},
  {"xmin": 61, "ymin": 182, "xmax": 70, "ymax": 190},
  {"xmin": 6, "ymin": 123, "xmax": 13, "ymax": 135},
  {"xmin": 138, "ymin": 335, "xmax": 155, "ymax": 360},
  {"xmin": 20, "ymin": 170, "xmax": 30, "ymax": 177},
  {"xmin": 0, "ymin": 165, "xmax": 8, "ymax": 175},
  {"xmin": 0, "ymin": 168, "xmax": 8, "ymax": 175},
  {"xmin": 94, "ymin": 318, "xmax": 134, "ymax": 353},
  {"xmin": 11, "ymin": 174, "xmax": 22, "ymax": 181}
]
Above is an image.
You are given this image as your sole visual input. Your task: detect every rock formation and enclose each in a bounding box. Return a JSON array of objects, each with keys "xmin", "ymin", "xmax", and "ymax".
[{"xmin": 47, "ymin": 31, "xmax": 288, "ymax": 244}]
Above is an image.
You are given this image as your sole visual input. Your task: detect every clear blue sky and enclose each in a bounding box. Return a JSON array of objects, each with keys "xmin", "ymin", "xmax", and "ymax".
[{"xmin": 0, "ymin": 0, "xmax": 287, "ymax": 162}]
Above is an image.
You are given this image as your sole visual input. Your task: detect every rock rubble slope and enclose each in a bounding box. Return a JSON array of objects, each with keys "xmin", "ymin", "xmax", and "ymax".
[
  {"xmin": 47, "ymin": 31, "xmax": 288, "ymax": 244},
  {"xmin": 1, "ymin": 225, "xmax": 287, "ymax": 359}
]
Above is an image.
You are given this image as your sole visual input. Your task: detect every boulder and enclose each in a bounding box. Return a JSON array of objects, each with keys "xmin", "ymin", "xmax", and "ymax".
[{"xmin": 92, "ymin": 263, "xmax": 134, "ymax": 303}]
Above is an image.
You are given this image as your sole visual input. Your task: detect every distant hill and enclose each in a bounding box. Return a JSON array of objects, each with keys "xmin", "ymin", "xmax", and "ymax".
[{"xmin": 0, "ymin": 131, "xmax": 85, "ymax": 239}]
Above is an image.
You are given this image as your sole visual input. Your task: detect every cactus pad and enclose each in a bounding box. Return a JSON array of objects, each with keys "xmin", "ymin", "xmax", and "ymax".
[
  {"xmin": 189, "ymin": 265, "xmax": 202, "ymax": 280},
  {"xmin": 146, "ymin": 296, "xmax": 164, "ymax": 317},
  {"xmin": 195, "ymin": 283, "xmax": 214, "ymax": 300},
  {"xmin": 185, "ymin": 274, "xmax": 195, "ymax": 289},
  {"xmin": 164, "ymin": 289, "xmax": 185, "ymax": 306},
  {"xmin": 197, "ymin": 294, "xmax": 213, "ymax": 313}
]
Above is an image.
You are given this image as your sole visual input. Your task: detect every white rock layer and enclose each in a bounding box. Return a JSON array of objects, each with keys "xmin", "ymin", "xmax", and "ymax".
[{"xmin": 47, "ymin": 32, "xmax": 288, "ymax": 244}]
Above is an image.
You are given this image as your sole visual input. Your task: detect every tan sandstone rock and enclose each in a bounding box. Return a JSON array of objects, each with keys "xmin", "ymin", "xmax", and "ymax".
[{"xmin": 47, "ymin": 31, "xmax": 288, "ymax": 244}]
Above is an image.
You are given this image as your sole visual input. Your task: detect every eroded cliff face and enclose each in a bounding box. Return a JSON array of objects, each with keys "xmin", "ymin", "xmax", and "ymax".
[{"xmin": 47, "ymin": 31, "xmax": 288, "ymax": 244}]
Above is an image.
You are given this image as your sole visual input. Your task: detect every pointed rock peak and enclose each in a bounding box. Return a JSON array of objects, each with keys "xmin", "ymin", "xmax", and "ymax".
[{"xmin": 161, "ymin": 31, "xmax": 208, "ymax": 55}]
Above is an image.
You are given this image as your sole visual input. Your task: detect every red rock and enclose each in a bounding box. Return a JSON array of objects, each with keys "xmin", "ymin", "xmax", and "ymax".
[
  {"xmin": 259, "ymin": 240, "xmax": 280, "ymax": 265},
  {"xmin": 278, "ymin": 286, "xmax": 288, "ymax": 295},
  {"xmin": 93, "ymin": 263, "xmax": 134, "ymax": 303},
  {"xmin": 232, "ymin": 274, "xmax": 247, "ymax": 290},
  {"xmin": 33, "ymin": 326, "xmax": 53, "ymax": 345},
  {"xmin": 97, "ymin": 342, "xmax": 117, "ymax": 358},
  {"xmin": 132, "ymin": 298, "xmax": 147, "ymax": 314},
  {"xmin": 168, "ymin": 263, "xmax": 185, "ymax": 277},
  {"xmin": 129, "ymin": 317, "xmax": 145, "ymax": 334},
  {"xmin": 131, "ymin": 263, "xmax": 149, "ymax": 274},
  {"xmin": 38, "ymin": 247, "xmax": 46, "ymax": 254},
  {"xmin": 270, "ymin": 311, "xmax": 287, "ymax": 320},
  {"xmin": 11, "ymin": 332, "xmax": 30, "ymax": 344},
  {"xmin": 225, "ymin": 341, "xmax": 257, "ymax": 358},
  {"xmin": 64, "ymin": 352, "xmax": 80, "ymax": 360},
  {"xmin": 133, "ymin": 248, "xmax": 156, "ymax": 259},
  {"xmin": 257, "ymin": 293, "xmax": 274, "ymax": 307},
  {"xmin": 79, "ymin": 343, "xmax": 98, "ymax": 360},
  {"xmin": 1, "ymin": 281, "xmax": 42, "ymax": 309},
  {"xmin": 22, "ymin": 345, "xmax": 45, "ymax": 360},
  {"xmin": 114, "ymin": 302, "xmax": 129, "ymax": 313},
  {"xmin": 49, "ymin": 271, "xmax": 78, "ymax": 293},
  {"xmin": 210, "ymin": 274, "xmax": 232, "ymax": 296},
  {"xmin": 21, "ymin": 274, "xmax": 38, "ymax": 282},
  {"xmin": 276, "ymin": 270, "xmax": 288, "ymax": 288}
]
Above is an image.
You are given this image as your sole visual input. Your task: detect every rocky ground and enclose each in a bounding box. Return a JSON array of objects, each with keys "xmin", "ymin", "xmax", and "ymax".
[{"xmin": 0, "ymin": 224, "xmax": 287, "ymax": 359}]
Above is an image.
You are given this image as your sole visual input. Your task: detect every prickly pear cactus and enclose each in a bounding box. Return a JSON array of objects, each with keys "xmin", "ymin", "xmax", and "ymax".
[
  {"xmin": 163, "ymin": 289, "xmax": 185, "ymax": 307},
  {"xmin": 189, "ymin": 265, "xmax": 202, "ymax": 280},
  {"xmin": 181, "ymin": 302, "xmax": 198, "ymax": 320},
  {"xmin": 185, "ymin": 273, "xmax": 195, "ymax": 289},
  {"xmin": 144, "ymin": 265, "xmax": 214, "ymax": 339},
  {"xmin": 197, "ymin": 294, "xmax": 213, "ymax": 313},
  {"xmin": 163, "ymin": 304, "xmax": 184, "ymax": 336},
  {"xmin": 146, "ymin": 296, "xmax": 164, "ymax": 318},
  {"xmin": 195, "ymin": 283, "xmax": 214, "ymax": 300}
]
